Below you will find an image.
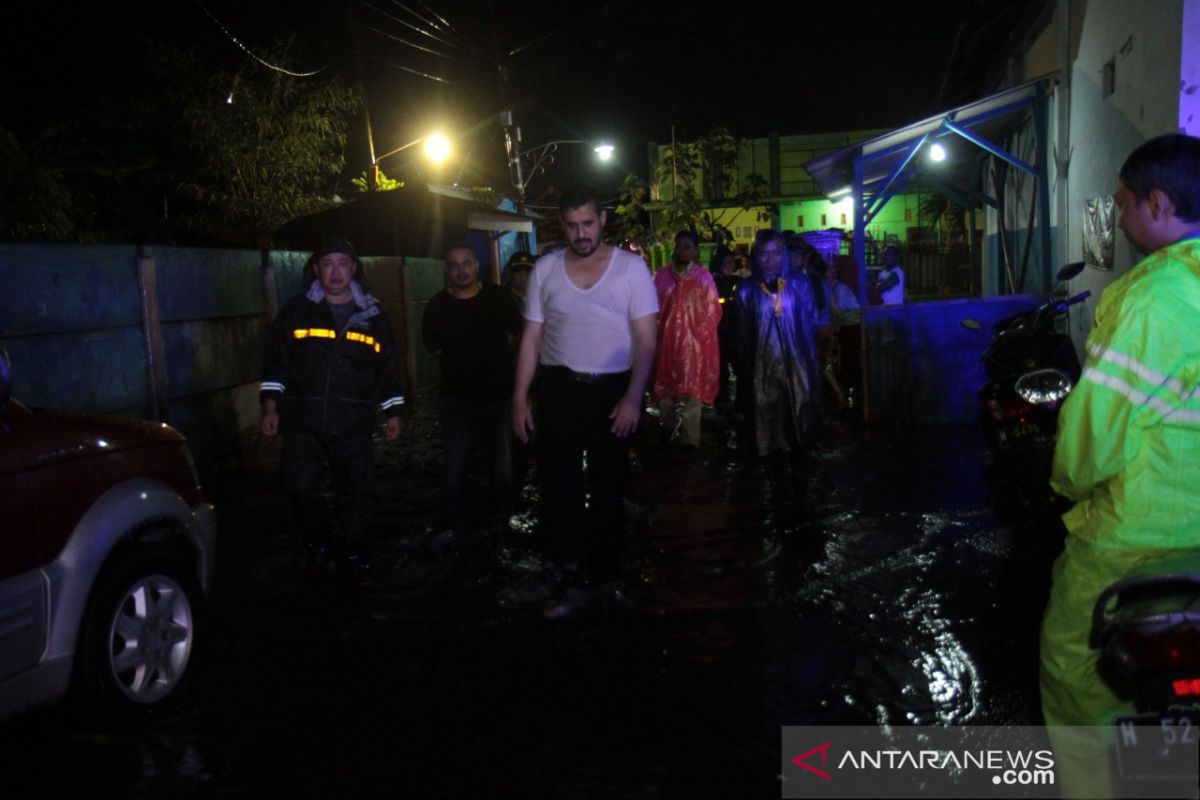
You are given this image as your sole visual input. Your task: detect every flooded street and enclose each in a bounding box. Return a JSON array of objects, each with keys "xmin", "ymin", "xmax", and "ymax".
[{"xmin": 0, "ymin": 411, "xmax": 1054, "ymax": 798}]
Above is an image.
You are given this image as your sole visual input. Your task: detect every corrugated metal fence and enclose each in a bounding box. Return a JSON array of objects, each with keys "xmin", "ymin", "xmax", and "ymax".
[{"xmin": 0, "ymin": 244, "xmax": 444, "ymax": 473}]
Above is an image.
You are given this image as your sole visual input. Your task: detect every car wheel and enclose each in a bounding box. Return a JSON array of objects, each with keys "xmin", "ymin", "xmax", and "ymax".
[{"xmin": 78, "ymin": 549, "xmax": 202, "ymax": 712}]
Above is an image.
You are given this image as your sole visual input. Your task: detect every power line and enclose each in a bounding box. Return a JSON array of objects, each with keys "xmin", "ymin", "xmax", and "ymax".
[
  {"xmin": 372, "ymin": 56, "xmax": 456, "ymax": 85},
  {"xmin": 364, "ymin": 0, "xmax": 492, "ymax": 63},
  {"xmin": 360, "ymin": 22, "xmax": 461, "ymax": 60},
  {"xmin": 193, "ymin": 0, "xmax": 327, "ymax": 77}
]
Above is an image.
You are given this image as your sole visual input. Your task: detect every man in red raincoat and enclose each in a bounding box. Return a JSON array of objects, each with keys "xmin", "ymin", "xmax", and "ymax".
[{"xmin": 652, "ymin": 230, "xmax": 723, "ymax": 447}]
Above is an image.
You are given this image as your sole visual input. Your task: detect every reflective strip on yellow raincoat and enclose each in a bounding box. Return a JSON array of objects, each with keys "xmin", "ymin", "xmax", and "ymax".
[{"xmin": 1041, "ymin": 237, "xmax": 1200, "ymax": 735}]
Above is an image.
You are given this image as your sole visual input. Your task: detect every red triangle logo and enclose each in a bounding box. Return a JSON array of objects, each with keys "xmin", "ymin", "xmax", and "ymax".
[{"xmin": 791, "ymin": 741, "xmax": 832, "ymax": 781}]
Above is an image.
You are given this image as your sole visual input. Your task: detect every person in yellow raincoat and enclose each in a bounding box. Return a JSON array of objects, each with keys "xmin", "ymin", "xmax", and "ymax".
[{"xmin": 1041, "ymin": 133, "xmax": 1200, "ymax": 796}]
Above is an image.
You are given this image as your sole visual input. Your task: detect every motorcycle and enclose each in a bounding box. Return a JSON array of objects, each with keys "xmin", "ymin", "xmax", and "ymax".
[
  {"xmin": 1090, "ymin": 552, "xmax": 1200, "ymax": 786},
  {"xmin": 962, "ymin": 262, "xmax": 1090, "ymax": 522}
]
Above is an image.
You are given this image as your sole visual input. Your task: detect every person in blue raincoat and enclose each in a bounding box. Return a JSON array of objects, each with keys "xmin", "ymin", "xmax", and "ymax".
[{"xmin": 733, "ymin": 229, "xmax": 821, "ymax": 508}]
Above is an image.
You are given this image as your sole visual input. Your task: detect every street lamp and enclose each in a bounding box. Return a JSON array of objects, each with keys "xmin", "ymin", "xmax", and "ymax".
[
  {"xmin": 498, "ymin": 109, "xmax": 614, "ymax": 206},
  {"xmin": 369, "ymin": 133, "xmax": 451, "ymax": 190}
]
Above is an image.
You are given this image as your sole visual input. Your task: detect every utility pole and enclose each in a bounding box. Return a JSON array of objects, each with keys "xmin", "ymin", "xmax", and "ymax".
[{"xmin": 350, "ymin": 6, "xmax": 378, "ymax": 191}]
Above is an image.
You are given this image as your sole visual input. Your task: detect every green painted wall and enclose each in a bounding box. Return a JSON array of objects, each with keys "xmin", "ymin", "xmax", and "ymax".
[{"xmin": 779, "ymin": 194, "xmax": 922, "ymax": 246}]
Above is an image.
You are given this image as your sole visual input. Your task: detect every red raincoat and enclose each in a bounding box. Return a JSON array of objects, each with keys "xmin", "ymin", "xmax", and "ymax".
[{"xmin": 652, "ymin": 264, "xmax": 723, "ymax": 404}]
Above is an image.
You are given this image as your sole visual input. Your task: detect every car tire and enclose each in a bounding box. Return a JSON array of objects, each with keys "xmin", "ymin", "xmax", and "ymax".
[{"xmin": 76, "ymin": 548, "xmax": 203, "ymax": 715}]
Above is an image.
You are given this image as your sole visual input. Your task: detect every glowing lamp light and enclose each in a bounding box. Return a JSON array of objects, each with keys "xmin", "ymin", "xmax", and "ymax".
[
  {"xmin": 593, "ymin": 144, "xmax": 615, "ymax": 160},
  {"xmin": 929, "ymin": 143, "xmax": 947, "ymax": 162},
  {"xmin": 424, "ymin": 133, "xmax": 451, "ymax": 164},
  {"xmin": 1173, "ymin": 677, "xmax": 1200, "ymax": 697}
]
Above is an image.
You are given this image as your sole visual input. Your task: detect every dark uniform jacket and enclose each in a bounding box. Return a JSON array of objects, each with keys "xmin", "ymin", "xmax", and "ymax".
[{"xmin": 260, "ymin": 280, "xmax": 405, "ymax": 437}]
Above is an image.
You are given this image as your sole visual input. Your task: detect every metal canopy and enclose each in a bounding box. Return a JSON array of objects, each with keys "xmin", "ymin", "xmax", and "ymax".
[
  {"xmin": 802, "ymin": 73, "xmax": 1058, "ymax": 300},
  {"xmin": 466, "ymin": 209, "xmax": 536, "ymax": 234}
]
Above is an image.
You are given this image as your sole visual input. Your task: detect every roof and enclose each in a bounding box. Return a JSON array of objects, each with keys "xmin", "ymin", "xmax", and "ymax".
[{"xmin": 803, "ymin": 73, "xmax": 1058, "ymax": 203}]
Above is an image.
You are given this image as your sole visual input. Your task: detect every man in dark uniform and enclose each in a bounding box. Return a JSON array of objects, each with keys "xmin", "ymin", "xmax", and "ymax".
[{"xmin": 259, "ymin": 237, "xmax": 405, "ymax": 581}]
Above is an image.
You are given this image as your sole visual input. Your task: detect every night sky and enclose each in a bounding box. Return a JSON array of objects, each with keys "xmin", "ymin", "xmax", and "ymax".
[{"xmin": 2, "ymin": 0, "xmax": 1040, "ymax": 202}]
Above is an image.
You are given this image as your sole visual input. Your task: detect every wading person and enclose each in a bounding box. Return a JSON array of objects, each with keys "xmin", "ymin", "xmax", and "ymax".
[
  {"xmin": 260, "ymin": 237, "xmax": 405, "ymax": 583},
  {"xmin": 423, "ymin": 243, "xmax": 524, "ymax": 541},
  {"xmin": 1041, "ymin": 133, "xmax": 1200, "ymax": 797},
  {"xmin": 512, "ymin": 185, "xmax": 658, "ymax": 618},
  {"xmin": 651, "ymin": 230, "xmax": 722, "ymax": 448},
  {"xmin": 711, "ymin": 245, "xmax": 742, "ymax": 419},
  {"xmin": 873, "ymin": 244, "xmax": 905, "ymax": 305},
  {"xmin": 733, "ymin": 229, "xmax": 821, "ymax": 516},
  {"xmin": 505, "ymin": 250, "xmax": 535, "ymax": 315}
]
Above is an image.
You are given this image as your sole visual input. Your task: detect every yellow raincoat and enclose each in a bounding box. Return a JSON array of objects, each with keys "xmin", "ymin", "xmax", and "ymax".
[
  {"xmin": 1040, "ymin": 237, "xmax": 1200, "ymax": 725},
  {"xmin": 1040, "ymin": 237, "xmax": 1200, "ymax": 797}
]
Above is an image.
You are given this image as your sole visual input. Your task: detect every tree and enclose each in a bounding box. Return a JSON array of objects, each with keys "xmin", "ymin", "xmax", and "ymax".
[
  {"xmin": 632, "ymin": 128, "xmax": 768, "ymax": 247},
  {"xmin": 155, "ymin": 44, "xmax": 361, "ymax": 248},
  {"xmin": 0, "ymin": 126, "xmax": 77, "ymax": 242},
  {"xmin": 613, "ymin": 173, "xmax": 655, "ymax": 252}
]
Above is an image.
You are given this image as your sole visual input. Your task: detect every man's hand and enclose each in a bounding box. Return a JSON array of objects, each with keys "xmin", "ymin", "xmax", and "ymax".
[
  {"xmin": 512, "ymin": 395, "xmax": 535, "ymax": 443},
  {"xmin": 385, "ymin": 416, "xmax": 403, "ymax": 442},
  {"xmin": 608, "ymin": 393, "xmax": 642, "ymax": 438},
  {"xmin": 260, "ymin": 399, "xmax": 280, "ymax": 436}
]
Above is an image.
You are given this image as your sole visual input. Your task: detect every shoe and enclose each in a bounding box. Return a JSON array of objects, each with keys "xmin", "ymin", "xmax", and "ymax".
[
  {"xmin": 430, "ymin": 529, "xmax": 458, "ymax": 551},
  {"xmin": 597, "ymin": 580, "xmax": 639, "ymax": 610},
  {"xmin": 542, "ymin": 587, "xmax": 593, "ymax": 620},
  {"xmin": 542, "ymin": 595, "xmax": 576, "ymax": 620},
  {"xmin": 343, "ymin": 550, "xmax": 373, "ymax": 589}
]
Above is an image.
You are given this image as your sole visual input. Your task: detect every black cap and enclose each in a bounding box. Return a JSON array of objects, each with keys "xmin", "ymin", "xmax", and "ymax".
[{"xmin": 313, "ymin": 236, "xmax": 358, "ymax": 262}]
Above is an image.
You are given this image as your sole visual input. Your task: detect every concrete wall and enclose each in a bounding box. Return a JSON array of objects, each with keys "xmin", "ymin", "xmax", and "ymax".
[
  {"xmin": 979, "ymin": 0, "xmax": 1185, "ymax": 351},
  {"xmin": 1183, "ymin": 0, "xmax": 1200, "ymax": 134},
  {"xmin": 863, "ymin": 294, "xmax": 1045, "ymax": 423},
  {"xmin": 0, "ymin": 244, "xmax": 437, "ymax": 474},
  {"xmin": 1061, "ymin": 0, "xmax": 1183, "ymax": 344}
]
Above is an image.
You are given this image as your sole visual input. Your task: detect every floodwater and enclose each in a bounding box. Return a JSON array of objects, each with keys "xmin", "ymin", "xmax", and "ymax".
[{"xmin": 0, "ymin": 408, "xmax": 1054, "ymax": 798}]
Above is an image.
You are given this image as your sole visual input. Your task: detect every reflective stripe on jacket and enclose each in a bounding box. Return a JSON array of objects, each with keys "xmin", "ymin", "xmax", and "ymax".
[{"xmin": 260, "ymin": 281, "xmax": 405, "ymax": 436}]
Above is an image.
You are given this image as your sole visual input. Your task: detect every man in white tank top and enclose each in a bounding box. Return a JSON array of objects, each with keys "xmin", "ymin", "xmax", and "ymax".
[{"xmin": 512, "ymin": 186, "xmax": 658, "ymax": 618}]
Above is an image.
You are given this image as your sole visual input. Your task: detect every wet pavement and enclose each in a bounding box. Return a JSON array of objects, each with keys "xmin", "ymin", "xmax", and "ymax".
[{"xmin": 0, "ymin": 407, "xmax": 1057, "ymax": 798}]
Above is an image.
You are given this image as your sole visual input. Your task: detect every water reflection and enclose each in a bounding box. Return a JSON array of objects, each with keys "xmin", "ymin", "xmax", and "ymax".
[{"xmin": 0, "ymin": 420, "xmax": 1038, "ymax": 797}]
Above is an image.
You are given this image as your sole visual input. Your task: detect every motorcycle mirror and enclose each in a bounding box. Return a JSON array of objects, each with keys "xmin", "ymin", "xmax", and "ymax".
[
  {"xmin": 1056, "ymin": 261, "xmax": 1087, "ymax": 282},
  {"xmin": 0, "ymin": 347, "xmax": 10, "ymax": 406},
  {"xmin": 961, "ymin": 319, "xmax": 983, "ymax": 331}
]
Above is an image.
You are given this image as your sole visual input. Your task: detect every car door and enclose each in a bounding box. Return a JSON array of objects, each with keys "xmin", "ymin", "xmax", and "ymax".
[{"xmin": 0, "ymin": 403, "xmax": 50, "ymax": 682}]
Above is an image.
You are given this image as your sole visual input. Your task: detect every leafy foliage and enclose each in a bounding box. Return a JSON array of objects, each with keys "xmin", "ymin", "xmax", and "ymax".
[
  {"xmin": 633, "ymin": 128, "xmax": 768, "ymax": 246},
  {"xmin": 613, "ymin": 173, "xmax": 655, "ymax": 252},
  {"xmin": 351, "ymin": 169, "xmax": 404, "ymax": 192},
  {"xmin": 0, "ymin": 126, "xmax": 77, "ymax": 241},
  {"xmin": 919, "ymin": 191, "xmax": 969, "ymax": 248},
  {"xmin": 156, "ymin": 43, "xmax": 360, "ymax": 247}
]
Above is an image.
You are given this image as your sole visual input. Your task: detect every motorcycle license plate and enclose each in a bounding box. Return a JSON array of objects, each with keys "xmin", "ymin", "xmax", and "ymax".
[
  {"xmin": 1112, "ymin": 713, "xmax": 1199, "ymax": 779},
  {"xmin": 997, "ymin": 423, "xmax": 1039, "ymax": 444}
]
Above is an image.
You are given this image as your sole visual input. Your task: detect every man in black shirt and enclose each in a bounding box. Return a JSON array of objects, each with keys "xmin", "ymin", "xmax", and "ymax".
[{"xmin": 423, "ymin": 243, "xmax": 524, "ymax": 537}]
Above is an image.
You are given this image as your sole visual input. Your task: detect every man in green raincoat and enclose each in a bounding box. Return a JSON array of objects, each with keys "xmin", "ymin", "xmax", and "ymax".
[{"xmin": 1040, "ymin": 133, "xmax": 1200, "ymax": 794}]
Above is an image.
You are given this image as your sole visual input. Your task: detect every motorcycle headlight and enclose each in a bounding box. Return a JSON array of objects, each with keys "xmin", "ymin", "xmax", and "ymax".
[{"xmin": 1015, "ymin": 368, "xmax": 1074, "ymax": 405}]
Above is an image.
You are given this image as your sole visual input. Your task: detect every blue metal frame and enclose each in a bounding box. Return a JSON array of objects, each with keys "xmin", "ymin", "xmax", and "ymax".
[{"xmin": 844, "ymin": 80, "xmax": 1052, "ymax": 303}]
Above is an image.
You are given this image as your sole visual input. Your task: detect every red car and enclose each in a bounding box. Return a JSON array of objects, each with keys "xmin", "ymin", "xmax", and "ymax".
[{"xmin": 0, "ymin": 350, "xmax": 217, "ymax": 721}]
